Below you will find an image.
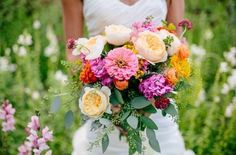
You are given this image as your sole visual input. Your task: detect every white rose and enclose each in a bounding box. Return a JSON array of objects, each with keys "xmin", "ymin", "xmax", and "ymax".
[
  {"xmin": 105, "ymin": 25, "xmax": 131, "ymax": 46},
  {"xmin": 79, "ymin": 86, "xmax": 111, "ymax": 118},
  {"xmin": 72, "ymin": 35, "xmax": 106, "ymax": 60},
  {"xmin": 156, "ymin": 29, "xmax": 181, "ymax": 56},
  {"xmin": 134, "ymin": 31, "xmax": 167, "ymax": 64}
]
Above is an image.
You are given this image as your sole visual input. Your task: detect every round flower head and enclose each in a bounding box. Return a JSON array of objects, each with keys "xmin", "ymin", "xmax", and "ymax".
[
  {"xmin": 154, "ymin": 97, "xmax": 170, "ymax": 109},
  {"xmin": 139, "ymin": 74, "xmax": 173, "ymax": 100},
  {"xmin": 104, "ymin": 47, "xmax": 139, "ymax": 80},
  {"xmin": 79, "ymin": 86, "xmax": 111, "ymax": 118},
  {"xmin": 80, "ymin": 62, "xmax": 97, "ymax": 84}
]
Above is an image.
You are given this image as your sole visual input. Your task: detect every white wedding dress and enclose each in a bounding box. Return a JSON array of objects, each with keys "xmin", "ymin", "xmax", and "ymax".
[{"xmin": 72, "ymin": 0, "xmax": 195, "ymax": 155}]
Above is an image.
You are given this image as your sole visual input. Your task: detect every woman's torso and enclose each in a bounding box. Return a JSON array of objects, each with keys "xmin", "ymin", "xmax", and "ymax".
[{"xmin": 83, "ymin": 0, "xmax": 167, "ymax": 36}]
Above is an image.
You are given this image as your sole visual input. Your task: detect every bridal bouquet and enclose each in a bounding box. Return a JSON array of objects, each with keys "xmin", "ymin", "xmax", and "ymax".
[{"xmin": 67, "ymin": 17, "xmax": 192, "ymax": 154}]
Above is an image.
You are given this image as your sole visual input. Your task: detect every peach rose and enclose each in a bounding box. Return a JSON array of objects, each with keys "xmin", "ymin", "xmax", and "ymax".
[{"xmin": 134, "ymin": 31, "xmax": 167, "ymax": 64}]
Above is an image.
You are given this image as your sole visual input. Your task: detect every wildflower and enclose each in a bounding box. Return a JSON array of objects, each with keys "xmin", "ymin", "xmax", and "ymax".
[
  {"xmin": 0, "ymin": 100, "xmax": 15, "ymax": 132},
  {"xmin": 178, "ymin": 19, "xmax": 192, "ymax": 30}
]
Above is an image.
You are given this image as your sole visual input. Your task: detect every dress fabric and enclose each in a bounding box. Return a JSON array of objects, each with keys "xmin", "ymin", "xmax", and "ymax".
[{"xmin": 72, "ymin": 1, "xmax": 195, "ymax": 155}]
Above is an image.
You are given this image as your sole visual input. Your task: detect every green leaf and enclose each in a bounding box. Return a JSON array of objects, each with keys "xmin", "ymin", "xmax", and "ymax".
[
  {"xmin": 131, "ymin": 96, "xmax": 151, "ymax": 109},
  {"xmin": 64, "ymin": 110, "xmax": 74, "ymax": 128},
  {"xmin": 140, "ymin": 116, "xmax": 158, "ymax": 130},
  {"xmin": 127, "ymin": 115, "xmax": 138, "ymax": 129},
  {"xmin": 164, "ymin": 103, "xmax": 178, "ymax": 118},
  {"xmin": 121, "ymin": 111, "xmax": 131, "ymax": 121},
  {"xmin": 142, "ymin": 105, "xmax": 157, "ymax": 113},
  {"xmin": 110, "ymin": 94, "xmax": 120, "ymax": 105},
  {"xmin": 50, "ymin": 96, "xmax": 61, "ymax": 113},
  {"xmin": 114, "ymin": 89, "xmax": 124, "ymax": 104},
  {"xmin": 146, "ymin": 128, "xmax": 160, "ymax": 152},
  {"xmin": 102, "ymin": 134, "xmax": 109, "ymax": 153}
]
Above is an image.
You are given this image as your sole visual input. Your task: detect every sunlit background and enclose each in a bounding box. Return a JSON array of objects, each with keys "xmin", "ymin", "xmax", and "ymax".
[{"xmin": 0, "ymin": 0, "xmax": 236, "ymax": 154}]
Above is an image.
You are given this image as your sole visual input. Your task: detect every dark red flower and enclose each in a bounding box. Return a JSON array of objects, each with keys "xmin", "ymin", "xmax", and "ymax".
[
  {"xmin": 154, "ymin": 97, "xmax": 170, "ymax": 109},
  {"xmin": 67, "ymin": 38, "xmax": 75, "ymax": 49},
  {"xmin": 178, "ymin": 19, "xmax": 192, "ymax": 30}
]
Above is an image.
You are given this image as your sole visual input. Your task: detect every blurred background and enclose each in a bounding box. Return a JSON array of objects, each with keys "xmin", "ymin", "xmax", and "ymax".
[{"xmin": 0, "ymin": 0, "xmax": 236, "ymax": 154}]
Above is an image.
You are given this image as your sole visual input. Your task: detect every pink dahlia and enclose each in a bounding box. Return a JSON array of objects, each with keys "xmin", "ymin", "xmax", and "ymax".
[
  {"xmin": 104, "ymin": 47, "xmax": 138, "ymax": 80},
  {"xmin": 139, "ymin": 74, "xmax": 173, "ymax": 100}
]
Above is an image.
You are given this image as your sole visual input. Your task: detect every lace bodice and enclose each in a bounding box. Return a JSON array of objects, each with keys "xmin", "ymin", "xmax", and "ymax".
[{"xmin": 83, "ymin": 0, "xmax": 167, "ymax": 36}]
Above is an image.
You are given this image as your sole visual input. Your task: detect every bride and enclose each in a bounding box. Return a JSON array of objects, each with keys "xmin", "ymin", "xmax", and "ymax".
[{"xmin": 62, "ymin": 0, "xmax": 194, "ymax": 155}]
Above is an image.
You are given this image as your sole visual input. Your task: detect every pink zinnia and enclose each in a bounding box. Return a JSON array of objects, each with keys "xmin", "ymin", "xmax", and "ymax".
[{"xmin": 104, "ymin": 47, "xmax": 138, "ymax": 80}]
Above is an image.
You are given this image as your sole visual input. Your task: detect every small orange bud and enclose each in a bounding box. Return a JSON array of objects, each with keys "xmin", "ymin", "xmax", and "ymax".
[{"xmin": 114, "ymin": 79, "xmax": 129, "ymax": 91}]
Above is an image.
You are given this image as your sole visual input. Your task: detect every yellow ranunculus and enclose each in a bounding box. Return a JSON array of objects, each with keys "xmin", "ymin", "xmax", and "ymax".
[
  {"xmin": 134, "ymin": 31, "xmax": 167, "ymax": 64},
  {"xmin": 79, "ymin": 86, "xmax": 111, "ymax": 118}
]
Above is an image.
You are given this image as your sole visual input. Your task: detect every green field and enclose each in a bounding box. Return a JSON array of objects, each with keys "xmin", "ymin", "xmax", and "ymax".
[{"xmin": 0, "ymin": 0, "xmax": 236, "ymax": 154}]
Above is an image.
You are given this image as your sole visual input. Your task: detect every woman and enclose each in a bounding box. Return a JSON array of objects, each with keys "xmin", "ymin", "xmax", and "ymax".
[{"xmin": 62, "ymin": 0, "xmax": 194, "ymax": 155}]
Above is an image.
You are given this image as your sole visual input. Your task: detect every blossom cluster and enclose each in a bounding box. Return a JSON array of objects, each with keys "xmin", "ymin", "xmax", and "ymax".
[
  {"xmin": 67, "ymin": 17, "xmax": 192, "ymax": 154},
  {"xmin": 0, "ymin": 100, "xmax": 16, "ymax": 132},
  {"xmin": 18, "ymin": 115, "xmax": 53, "ymax": 155}
]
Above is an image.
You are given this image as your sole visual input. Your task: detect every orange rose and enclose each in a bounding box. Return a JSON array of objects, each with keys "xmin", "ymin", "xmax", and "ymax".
[
  {"xmin": 114, "ymin": 79, "xmax": 128, "ymax": 90},
  {"xmin": 165, "ymin": 68, "xmax": 179, "ymax": 85},
  {"xmin": 176, "ymin": 44, "xmax": 190, "ymax": 59}
]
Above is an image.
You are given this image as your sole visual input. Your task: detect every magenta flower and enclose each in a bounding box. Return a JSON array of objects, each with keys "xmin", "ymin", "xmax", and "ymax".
[
  {"xmin": 178, "ymin": 19, "xmax": 193, "ymax": 30},
  {"xmin": 105, "ymin": 47, "xmax": 138, "ymax": 80},
  {"xmin": 89, "ymin": 57, "xmax": 107, "ymax": 78},
  {"xmin": 0, "ymin": 100, "xmax": 15, "ymax": 132},
  {"xmin": 139, "ymin": 74, "xmax": 173, "ymax": 100}
]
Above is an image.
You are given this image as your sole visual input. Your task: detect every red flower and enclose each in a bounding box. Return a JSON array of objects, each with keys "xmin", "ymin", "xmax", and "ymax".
[
  {"xmin": 67, "ymin": 38, "xmax": 75, "ymax": 49},
  {"xmin": 178, "ymin": 19, "xmax": 192, "ymax": 30},
  {"xmin": 154, "ymin": 97, "xmax": 170, "ymax": 109},
  {"xmin": 80, "ymin": 62, "xmax": 97, "ymax": 84}
]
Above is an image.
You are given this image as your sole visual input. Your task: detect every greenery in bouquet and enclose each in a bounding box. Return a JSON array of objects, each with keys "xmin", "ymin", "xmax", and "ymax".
[{"xmin": 65, "ymin": 17, "xmax": 193, "ymax": 154}]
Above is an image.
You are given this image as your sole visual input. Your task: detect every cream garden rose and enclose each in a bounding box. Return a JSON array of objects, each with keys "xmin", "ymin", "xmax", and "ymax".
[
  {"xmin": 156, "ymin": 29, "xmax": 181, "ymax": 56},
  {"xmin": 105, "ymin": 25, "xmax": 131, "ymax": 46},
  {"xmin": 72, "ymin": 35, "xmax": 106, "ymax": 60},
  {"xmin": 79, "ymin": 86, "xmax": 111, "ymax": 118},
  {"xmin": 134, "ymin": 31, "xmax": 167, "ymax": 64}
]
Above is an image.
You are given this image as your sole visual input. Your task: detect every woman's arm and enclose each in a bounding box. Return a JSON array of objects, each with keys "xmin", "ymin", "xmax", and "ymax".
[
  {"xmin": 61, "ymin": 0, "xmax": 83, "ymax": 61},
  {"xmin": 166, "ymin": 0, "xmax": 185, "ymax": 36}
]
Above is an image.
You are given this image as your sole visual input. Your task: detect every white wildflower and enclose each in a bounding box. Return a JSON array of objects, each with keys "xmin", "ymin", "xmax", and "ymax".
[
  {"xmin": 203, "ymin": 29, "xmax": 213, "ymax": 40},
  {"xmin": 5, "ymin": 48, "xmax": 11, "ymax": 56},
  {"xmin": 225, "ymin": 104, "xmax": 235, "ymax": 118},
  {"xmin": 224, "ymin": 47, "xmax": 236, "ymax": 66},
  {"xmin": 12, "ymin": 44, "xmax": 19, "ymax": 53},
  {"xmin": 17, "ymin": 33, "xmax": 32, "ymax": 46},
  {"xmin": 219, "ymin": 62, "xmax": 229, "ymax": 73},
  {"xmin": 0, "ymin": 57, "xmax": 9, "ymax": 72},
  {"xmin": 195, "ymin": 89, "xmax": 206, "ymax": 106},
  {"xmin": 18, "ymin": 46, "xmax": 27, "ymax": 57},
  {"xmin": 55, "ymin": 70, "xmax": 68, "ymax": 85},
  {"xmin": 227, "ymin": 69, "xmax": 236, "ymax": 89},
  {"xmin": 221, "ymin": 83, "xmax": 230, "ymax": 94},
  {"xmin": 33, "ymin": 20, "xmax": 41, "ymax": 29},
  {"xmin": 31, "ymin": 91, "xmax": 40, "ymax": 100},
  {"xmin": 213, "ymin": 96, "xmax": 220, "ymax": 103},
  {"xmin": 44, "ymin": 26, "xmax": 59, "ymax": 57},
  {"xmin": 190, "ymin": 44, "xmax": 206, "ymax": 63}
]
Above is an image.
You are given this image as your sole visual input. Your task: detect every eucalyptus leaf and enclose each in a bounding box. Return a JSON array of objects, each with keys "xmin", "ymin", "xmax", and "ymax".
[
  {"xmin": 99, "ymin": 118, "xmax": 112, "ymax": 127},
  {"xmin": 121, "ymin": 111, "xmax": 131, "ymax": 121},
  {"xmin": 142, "ymin": 105, "xmax": 157, "ymax": 113},
  {"xmin": 127, "ymin": 115, "xmax": 138, "ymax": 129},
  {"xmin": 110, "ymin": 94, "xmax": 120, "ymax": 105},
  {"xmin": 140, "ymin": 116, "xmax": 158, "ymax": 130},
  {"xmin": 114, "ymin": 89, "xmax": 124, "ymax": 104},
  {"xmin": 131, "ymin": 96, "xmax": 151, "ymax": 109},
  {"xmin": 164, "ymin": 103, "xmax": 178, "ymax": 118},
  {"xmin": 146, "ymin": 128, "xmax": 160, "ymax": 152},
  {"xmin": 64, "ymin": 110, "xmax": 74, "ymax": 128},
  {"xmin": 102, "ymin": 134, "xmax": 109, "ymax": 153},
  {"xmin": 50, "ymin": 96, "xmax": 61, "ymax": 113}
]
